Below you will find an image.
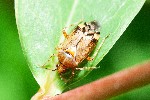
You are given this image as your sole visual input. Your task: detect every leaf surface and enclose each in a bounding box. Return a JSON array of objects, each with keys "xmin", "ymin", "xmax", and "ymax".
[{"xmin": 15, "ymin": 0, "xmax": 145, "ymax": 98}]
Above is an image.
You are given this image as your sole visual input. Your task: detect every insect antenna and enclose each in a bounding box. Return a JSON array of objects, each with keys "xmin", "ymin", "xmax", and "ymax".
[
  {"xmin": 36, "ymin": 65, "xmax": 57, "ymax": 71},
  {"xmin": 41, "ymin": 54, "xmax": 56, "ymax": 67}
]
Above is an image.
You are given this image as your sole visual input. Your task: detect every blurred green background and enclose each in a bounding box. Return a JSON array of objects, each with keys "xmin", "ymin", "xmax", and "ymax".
[{"xmin": 0, "ymin": 0, "xmax": 150, "ymax": 100}]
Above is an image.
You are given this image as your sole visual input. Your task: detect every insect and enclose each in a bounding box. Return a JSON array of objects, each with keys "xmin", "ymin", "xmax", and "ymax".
[
  {"xmin": 42, "ymin": 21, "xmax": 108, "ymax": 81},
  {"xmin": 56, "ymin": 21, "xmax": 100, "ymax": 77}
]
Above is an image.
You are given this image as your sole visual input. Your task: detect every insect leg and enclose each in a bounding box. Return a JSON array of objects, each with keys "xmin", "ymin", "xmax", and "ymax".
[
  {"xmin": 76, "ymin": 66, "xmax": 100, "ymax": 70},
  {"xmin": 55, "ymin": 47, "xmax": 61, "ymax": 50},
  {"xmin": 86, "ymin": 56, "xmax": 93, "ymax": 61},
  {"xmin": 62, "ymin": 28, "xmax": 69, "ymax": 38},
  {"xmin": 41, "ymin": 54, "xmax": 57, "ymax": 69},
  {"xmin": 63, "ymin": 69, "xmax": 75, "ymax": 83},
  {"xmin": 71, "ymin": 69, "xmax": 75, "ymax": 78},
  {"xmin": 89, "ymin": 34, "xmax": 110, "ymax": 60},
  {"xmin": 62, "ymin": 20, "xmax": 83, "ymax": 38},
  {"xmin": 59, "ymin": 73, "xmax": 68, "ymax": 83}
]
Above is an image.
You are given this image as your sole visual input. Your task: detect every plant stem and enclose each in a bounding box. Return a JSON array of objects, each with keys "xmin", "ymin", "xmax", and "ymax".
[{"xmin": 43, "ymin": 61, "xmax": 150, "ymax": 100}]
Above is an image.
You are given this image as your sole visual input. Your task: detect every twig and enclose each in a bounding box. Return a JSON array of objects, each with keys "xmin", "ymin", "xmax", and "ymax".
[{"xmin": 43, "ymin": 61, "xmax": 150, "ymax": 100}]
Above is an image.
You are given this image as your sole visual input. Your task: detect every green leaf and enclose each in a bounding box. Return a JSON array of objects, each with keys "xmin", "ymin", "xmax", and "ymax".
[{"xmin": 15, "ymin": 0, "xmax": 145, "ymax": 98}]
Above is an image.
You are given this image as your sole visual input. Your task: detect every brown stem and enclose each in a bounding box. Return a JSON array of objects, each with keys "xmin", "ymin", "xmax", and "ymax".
[{"xmin": 43, "ymin": 61, "xmax": 150, "ymax": 100}]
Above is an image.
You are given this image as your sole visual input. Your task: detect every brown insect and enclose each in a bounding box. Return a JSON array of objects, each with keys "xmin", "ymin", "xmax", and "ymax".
[
  {"xmin": 56, "ymin": 21, "xmax": 100, "ymax": 76},
  {"xmin": 42, "ymin": 21, "xmax": 108, "ymax": 81}
]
